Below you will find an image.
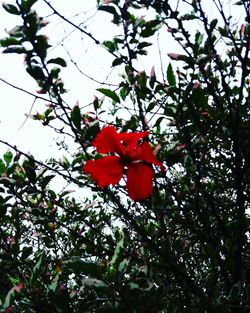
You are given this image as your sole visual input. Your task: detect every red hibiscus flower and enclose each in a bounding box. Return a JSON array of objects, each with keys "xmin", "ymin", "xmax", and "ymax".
[{"xmin": 83, "ymin": 126, "xmax": 163, "ymax": 201}]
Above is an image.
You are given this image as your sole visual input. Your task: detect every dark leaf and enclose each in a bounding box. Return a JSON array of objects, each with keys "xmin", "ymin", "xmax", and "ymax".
[
  {"xmin": 229, "ymin": 282, "xmax": 241, "ymax": 302},
  {"xmin": 65, "ymin": 259, "xmax": 102, "ymax": 278},
  {"xmin": 47, "ymin": 57, "xmax": 67, "ymax": 67},
  {"xmin": 192, "ymin": 87, "xmax": 208, "ymax": 108},
  {"xmin": 0, "ymin": 37, "xmax": 21, "ymax": 47},
  {"xmin": 210, "ymin": 19, "xmax": 218, "ymax": 31},
  {"xmin": 59, "ymin": 155, "xmax": 70, "ymax": 170},
  {"xmin": 71, "ymin": 105, "xmax": 82, "ymax": 130},
  {"xmin": 112, "ymin": 57, "xmax": 123, "ymax": 67},
  {"xmin": 3, "ymin": 150, "xmax": 13, "ymax": 164},
  {"xmin": 167, "ymin": 63, "xmax": 176, "ymax": 87},
  {"xmin": 3, "ymin": 46, "xmax": 26, "ymax": 54},
  {"xmin": 146, "ymin": 101, "xmax": 156, "ymax": 113},
  {"xmin": 23, "ymin": 161, "xmax": 36, "ymax": 184},
  {"xmin": 20, "ymin": 0, "xmax": 38, "ymax": 12},
  {"xmin": 50, "ymin": 67, "xmax": 61, "ymax": 81},
  {"xmin": 218, "ymin": 26, "xmax": 228, "ymax": 37},
  {"xmin": 110, "ymin": 231, "xmax": 124, "ymax": 270},
  {"xmin": 93, "ymin": 97, "xmax": 100, "ymax": 110},
  {"xmin": 39, "ymin": 175, "xmax": 55, "ymax": 189},
  {"xmin": 26, "ymin": 65, "xmax": 45, "ymax": 80},
  {"xmin": 155, "ymin": 116, "xmax": 164, "ymax": 127},
  {"xmin": 137, "ymin": 42, "xmax": 152, "ymax": 49},
  {"xmin": 181, "ymin": 13, "xmax": 197, "ymax": 20},
  {"xmin": 82, "ymin": 278, "xmax": 108, "ymax": 289},
  {"xmin": 7, "ymin": 25, "xmax": 24, "ymax": 38},
  {"xmin": 0, "ymin": 159, "xmax": 6, "ymax": 174},
  {"xmin": 2, "ymin": 3, "xmax": 20, "ymax": 15},
  {"xmin": 98, "ymin": 5, "xmax": 120, "ymax": 23},
  {"xmin": 21, "ymin": 246, "xmax": 33, "ymax": 259},
  {"xmin": 103, "ymin": 40, "xmax": 117, "ymax": 53},
  {"xmin": 97, "ymin": 88, "xmax": 120, "ymax": 103},
  {"xmin": 85, "ymin": 122, "xmax": 100, "ymax": 141}
]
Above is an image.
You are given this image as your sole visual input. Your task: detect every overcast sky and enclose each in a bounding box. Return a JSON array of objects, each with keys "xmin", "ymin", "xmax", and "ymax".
[{"xmin": 0, "ymin": 1, "xmax": 118, "ymax": 159}]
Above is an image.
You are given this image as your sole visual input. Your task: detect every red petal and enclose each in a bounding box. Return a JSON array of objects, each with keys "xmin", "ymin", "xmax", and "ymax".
[
  {"xmin": 136, "ymin": 142, "xmax": 164, "ymax": 169},
  {"xmin": 83, "ymin": 156, "xmax": 123, "ymax": 187},
  {"xmin": 119, "ymin": 131, "xmax": 148, "ymax": 147},
  {"xmin": 92, "ymin": 126, "xmax": 125, "ymax": 155},
  {"xmin": 126, "ymin": 163, "xmax": 154, "ymax": 201}
]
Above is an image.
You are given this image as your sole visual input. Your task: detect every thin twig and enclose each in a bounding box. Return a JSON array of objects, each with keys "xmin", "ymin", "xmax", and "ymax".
[{"xmin": 43, "ymin": 0, "xmax": 100, "ymax": 45}]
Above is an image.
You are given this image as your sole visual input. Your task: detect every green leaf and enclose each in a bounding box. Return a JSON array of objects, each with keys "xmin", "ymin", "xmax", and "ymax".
[
  {"xmin": 195, "ymin": 31, "xmax": 203, "ymax": 46},
  {"xmin": 19, "ymin": 0, "xmax": 38, "ymax": 12},
  {"xmin": 168, "ymin": 53, "xmax": 195, "ymax": 66},
  {"xmin": 38, "ymin": 174, "xmax": 54, "ymax": 189},
  {"xmin": 229, "ymin": 282, "xmax": 241, "ymax": 302},
  {"xmin": 49, "ymin": 273, "xmax": 60, "ymax": 292},
  {"xmin": 234, "ymin": 0, "xmax": 243, "ymax": 4},
  {"xmin": 0, "ymin": 177, "xmax": 16, "ymax": 186},
  {"xmin": 118, "ymin": 258, "xmax": 130, "ymax": 273},
  {"xmin": 127, "ymin": 282, "xmax": 140, "ymax": 290},
  {"xmin": 110, "ymin": 230, "xmax": 124, "ymax": 270},
  {"xmin": 181, "ymin": 13, "xmax": 197, "ymax": 20},
  {"xmin": 122, "ymin": 115, "xmax": 139, "ymax": 131},
  {"xmin": 59, "ymin": 155, "xmax": 70, "ymax": 170},
  {"xmin": 21, "ymin": 246, "xmax": 33, "ymax": 259},
  {"xmin": 210, "ymin": 19, "xmax": 218, "ymax": 31},
  {"xmin": 103, "ymin": 40, "xmax": 117, "ymax": 53},
  {"xmin": 141, "ymin": 19, "xmax": 161, "ymax": 37},
  {"xmin": 47, "ymin": 57, "xmax": 67, "ymax": 67},
  {"xmin": 167, "ymin": 63, "xmax": 176, "ymax": 87},
  {"xmin": 65, "ymin": 259, "xmax": 102, "ymax": 278},
  {"xmin": 98, "ymin": 5, "xmax": 119, "ymax": 23},
  {"xmin": 0, "ymin": 159, "xmax": 6, "ymax": 174},
  {"xmin": 3, "ymin": 46, "xmax": 26, "ymax": 54},
  {"xmin": 218, "ymin": 26, "xmax": 228, "ymax": 37},
  {"xmin": 3, "ymin": 150, "xmax": 13, "ymax": 164},
  {"xmin": 146, "ymin": 101, "xmax": 156, "ymax": 113},
  {"xmin": 137, "ymin": 42, "xmax": 152, "ymax": 49},
  {"xmin": 98, "ymin": 4, "xmax": 120, "ymax": 24},
  {"xmin": 97, "ymin": 88, "xmax": 120, "ymax": 103},
  {"xmin": 93, "ymin": 97, "xmax": 99, "ymax": 110},
  {"xmin": 120, "ymin": 84, "xmax": 129, "ymax": 100},
  {"xmin": 0, "ymin": 37, "xmax": 21, "ymax": 47},
  {"xmin": 50, "ymin": 67, "xmax": 60, "ymax": 80},
  {"xmin": 24, "ymin": 11, "xmax": 39, "ymax": 37},
  {"xmin": 30, "ymin": 253, "xmax": 43, "ymax": 285},
  {"xmin": 33, "ymin": 254, "xmax": 43, "ymax": 274},
  {"xmin": 23, "ymin": 161, "xmax": 36, "ymax": 184},
  {"xmin": 26, "ymin": 65, "xmax": 45, "ymax": 80},
  {"xmin": 85, "ymin": 121, "xmax": 100, "ymax": 141},
  {"xmin": 2, "ymin": 3, "xmax": 20, "ymax": 15},
  {"xmin": 246, "ymin": 283, "xmax": 250, "ymax": 300},
  {"xmin": 3, "ymin": 283, "xmax": 23, "ymax": 309},
  {"xmin": 155, "ymin": 116, "xmax": 164, "ymax": 127},
  {"xmin": 7, "ymin": 25, "xmax": 24, "ymax": 38},
  {"xmin": 35, "ymin": 35, "xmax": 49, "ymax": 59},
  {"xmin": 192, "ymin": 87, "xmax": 208, "ymax": 108},
  {"xmin": 137, "ymin": 71, "xmax": 147, "ymax": 87},
  {"xmin": 71, "ymin": 105, "xmax": 81, "ymax": 130},
  {"xmin": 112, "ymin": 57, "xmax": 123, "ymax": 67},
  {"xmin": 82, "ymin": 278, "xmax": 108, "ymax": 289}
]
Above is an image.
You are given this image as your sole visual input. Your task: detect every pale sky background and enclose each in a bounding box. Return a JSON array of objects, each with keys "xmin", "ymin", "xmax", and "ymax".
[
  {"xmin": 0, "ymin": 0, "xmax": 244, "ymax": 163},
  {"xmin": 0, "ymin": 1, "xmax": 119, "ymax": 160}
]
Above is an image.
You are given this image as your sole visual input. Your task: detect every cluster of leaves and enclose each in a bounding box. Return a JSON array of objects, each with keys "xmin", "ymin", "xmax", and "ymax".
[{"xmin": 0, "ymin": 0, "xmax": 250, "ymax": 312}]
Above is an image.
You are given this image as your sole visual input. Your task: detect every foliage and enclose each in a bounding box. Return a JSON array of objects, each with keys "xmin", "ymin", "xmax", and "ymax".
[{"xmin": 0, "ymin": 0, "xmax": 250, "ymax": 312}]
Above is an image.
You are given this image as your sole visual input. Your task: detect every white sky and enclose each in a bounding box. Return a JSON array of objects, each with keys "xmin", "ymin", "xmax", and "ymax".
[{"xmin": 0, "ymin": 1, "xmax": 119, "ymax": 159}]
